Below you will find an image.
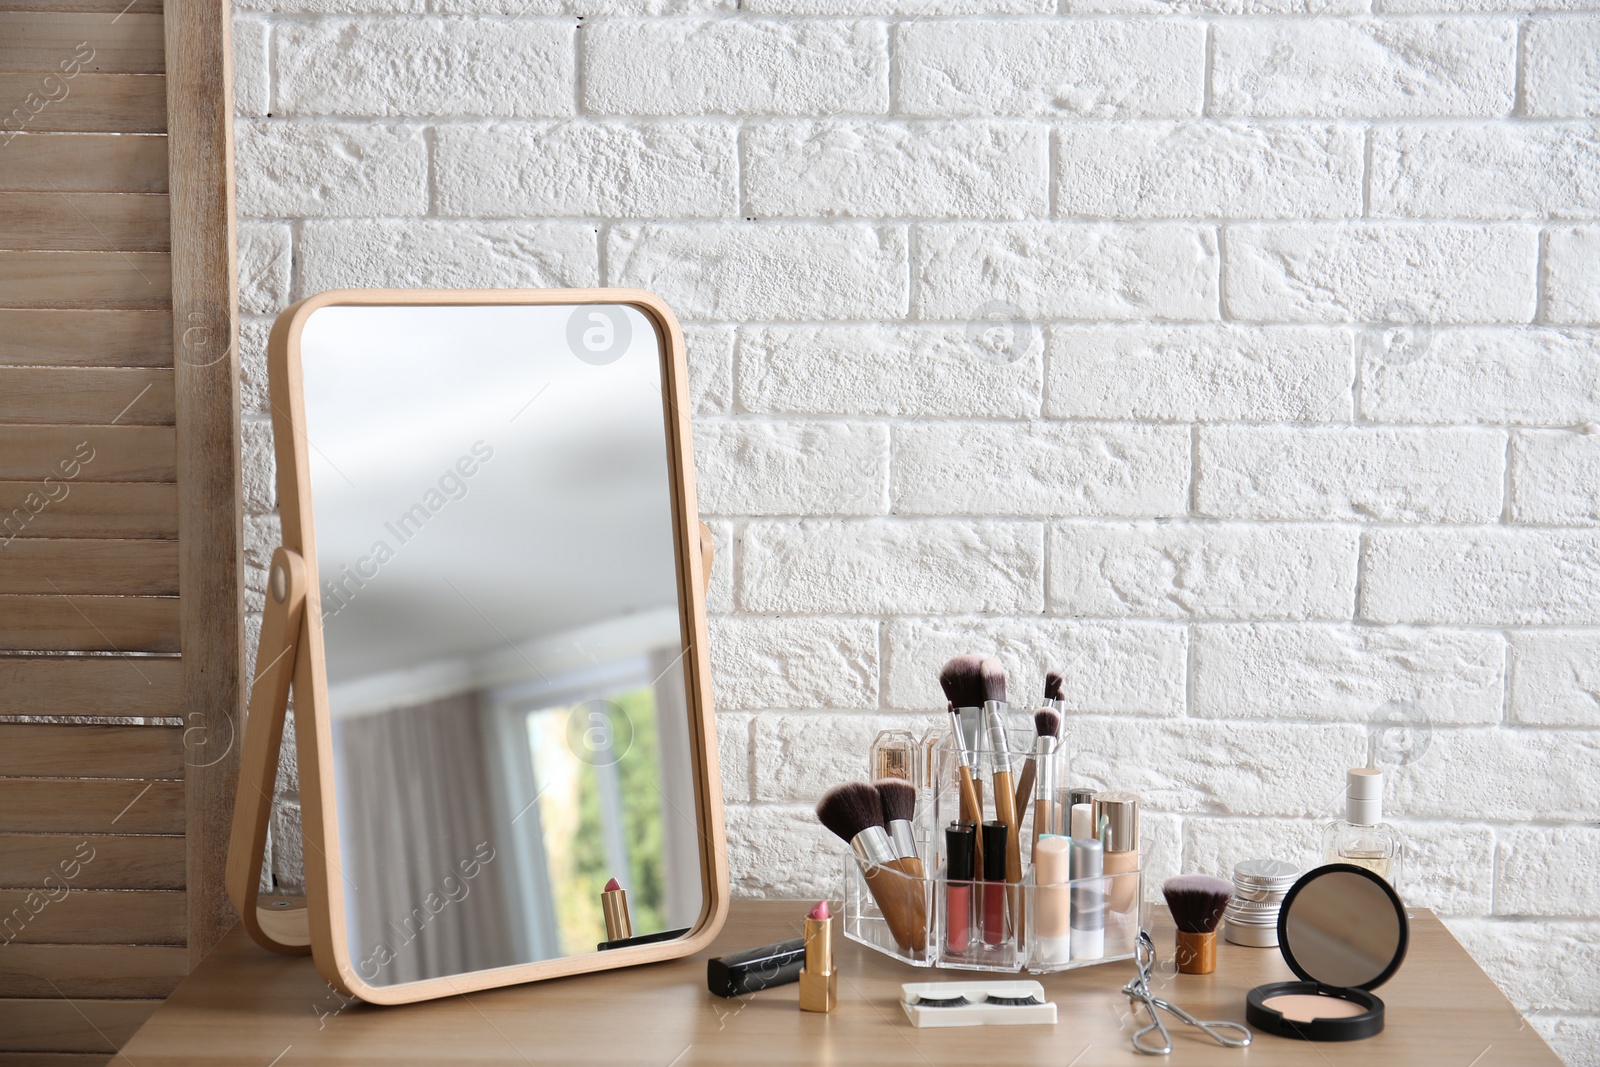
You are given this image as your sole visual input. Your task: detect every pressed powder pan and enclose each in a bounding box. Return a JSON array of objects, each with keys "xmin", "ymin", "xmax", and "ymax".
[{"xmin": 1245, "ymin": 863, "xmax": 1409, "ymax": 1042}]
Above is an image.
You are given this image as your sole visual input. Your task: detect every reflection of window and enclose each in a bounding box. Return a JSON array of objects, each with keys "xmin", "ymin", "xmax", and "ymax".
[{"xmin": 522, "ymin": 683, "xmax": 664, "ymax": 957}]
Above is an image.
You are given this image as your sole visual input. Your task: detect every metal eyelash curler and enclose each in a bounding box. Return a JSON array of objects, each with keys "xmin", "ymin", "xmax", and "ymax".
[{"xmin": 1122, "ymin": 931, "xmax": 1254, "ymax": 1056}]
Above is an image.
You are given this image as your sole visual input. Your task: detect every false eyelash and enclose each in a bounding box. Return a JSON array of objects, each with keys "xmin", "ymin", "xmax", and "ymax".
[
  {"xmin": 983, "ymin": 994, "xmax": 1044, "ymax": 1006},
  {"xmin": 913, "ymin": 995, "xmax": 970, "ymax": 1007}
]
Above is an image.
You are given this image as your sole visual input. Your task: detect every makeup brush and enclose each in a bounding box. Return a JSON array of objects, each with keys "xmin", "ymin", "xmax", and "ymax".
[
  {"xmin": 1013, "ymin": 702, "xmax": 1061, "ymax": 832},
  {"xmin": 1163, "ymin": 875, "xmax": 1232, "ymax": 975},
  {"xmin": 874, "ymin": 778, "xmax": 924, "ymax": 879},
  {"xmin": 939, "ymin": 657, "xmax": 987, "ymax": 869},
  {"xmin": 1018, "ymin": 708, "xmax": 1062, "ymax": 850},
  {"xmin": 817, "ymin": 782, "xmax": 926, "ymax": 953},
  {"xmin": 980, "ymin": 659, "xmax": 1023, "ymax": 925},
  {"xmin": 874, "ymin": 777, "xmax": 930, "ymax": 947}
]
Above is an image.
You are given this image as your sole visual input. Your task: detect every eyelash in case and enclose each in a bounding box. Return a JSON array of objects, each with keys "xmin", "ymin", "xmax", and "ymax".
[{"xmin": 900, "ymin": 981, "xmax": 1057, "ymax": 1028}]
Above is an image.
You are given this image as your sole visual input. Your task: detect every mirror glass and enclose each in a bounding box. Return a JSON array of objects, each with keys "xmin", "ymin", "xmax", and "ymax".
[
  {"xmin": 1281, "ymin": 869, "xmax": 1403, "ymax": 989},
  {"xmin": 298, "ymin": 303, "xmax": 703, "ymax": 987}
]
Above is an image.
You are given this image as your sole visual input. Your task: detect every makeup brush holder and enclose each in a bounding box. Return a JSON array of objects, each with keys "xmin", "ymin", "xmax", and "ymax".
[{"xmin": 841, "ymin": 855, "xmax": 1144, "ymax": 973}]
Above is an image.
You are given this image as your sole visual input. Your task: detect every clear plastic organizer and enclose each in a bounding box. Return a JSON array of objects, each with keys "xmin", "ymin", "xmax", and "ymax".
[{"xmin": 841, "ymin": 854, "xmax": 1145, "ymax": 973}]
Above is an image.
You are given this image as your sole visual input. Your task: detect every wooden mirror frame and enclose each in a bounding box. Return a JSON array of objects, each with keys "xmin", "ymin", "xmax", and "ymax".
[{"xmin": 225, "ymin": 288, "xmax": 728, "ymax": 1004}]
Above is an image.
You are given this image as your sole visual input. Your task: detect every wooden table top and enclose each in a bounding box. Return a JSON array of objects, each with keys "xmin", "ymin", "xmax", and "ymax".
[{"xmin": 123, "ymin": 900, "xmax": 1561, "ymax": 1066}]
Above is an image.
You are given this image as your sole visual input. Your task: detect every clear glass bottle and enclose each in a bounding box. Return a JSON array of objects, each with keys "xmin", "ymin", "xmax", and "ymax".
[{"xmin": 1323, "ymin": 767, "xmax": 1405, "ymax": 888}]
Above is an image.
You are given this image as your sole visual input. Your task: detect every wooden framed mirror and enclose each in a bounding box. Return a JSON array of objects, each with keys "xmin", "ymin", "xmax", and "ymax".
[{"xmin": 226, "ymin": 288, "xmax": 727, "ymax": 1004}]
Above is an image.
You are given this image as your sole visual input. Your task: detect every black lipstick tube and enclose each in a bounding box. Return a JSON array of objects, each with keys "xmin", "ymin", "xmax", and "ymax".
[{"xmin": 706, "ymin": 937, "xmax": 807, "ymax": 998}]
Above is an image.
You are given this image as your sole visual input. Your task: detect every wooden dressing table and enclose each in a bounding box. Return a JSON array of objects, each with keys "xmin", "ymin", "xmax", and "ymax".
[{"xmin": 122, "ymin": 900, "xmax": 1561, "ymax": 1066}]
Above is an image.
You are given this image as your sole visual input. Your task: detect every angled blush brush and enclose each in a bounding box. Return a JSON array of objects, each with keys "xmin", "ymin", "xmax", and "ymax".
[
  {"xmin": 875, "ymin": 777, "xmax": 929, "ymax": 945},
  {"xmin": 818, "ymin": 782, "xmax": 926, "ymax": 953}
]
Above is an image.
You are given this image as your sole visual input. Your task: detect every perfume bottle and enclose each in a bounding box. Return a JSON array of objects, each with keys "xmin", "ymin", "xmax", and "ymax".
[{"xmin": 1323, "ymin": 768, "xmax": 1405, "ymax": 888}]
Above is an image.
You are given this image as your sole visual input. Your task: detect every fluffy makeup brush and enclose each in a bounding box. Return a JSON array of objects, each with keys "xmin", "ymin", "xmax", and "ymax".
[
  {"xmin": 1163, "ymin": 875, "xmax": 1233, "ymax": 975},
  {"xmin": 938, "ymin": 657, "xmax": 986, "ymax": 868},
  {"xmin": 873, "ymin": 778, "xmax": 923, "ymax": 877},
  {"xmin": 1044, "ymin": 671, "xmax": 1064, "ymax": 705},
  {"xmin": 1014, "ymin": 706, "xmax": 1063, "ymax": 834},
  {"xmin": 817, "ymin": 783, "xmax": 925, "ymax": 953}
]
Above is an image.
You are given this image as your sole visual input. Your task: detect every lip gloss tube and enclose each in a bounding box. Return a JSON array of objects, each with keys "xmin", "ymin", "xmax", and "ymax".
[
  {"xmin": 944, "ymin": 822, "xmax": 977, "ymax": 956},
  {"xmin": 981, "ymin": 821, "xmax": 1010, "ymax": 947}
]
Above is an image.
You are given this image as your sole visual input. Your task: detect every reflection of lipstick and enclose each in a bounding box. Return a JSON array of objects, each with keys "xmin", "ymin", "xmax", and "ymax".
[
  {"xmin": 798, "ymin": 900, "xmax": 836, "ymax": 1013},
  {"xmin": 602, "ymin": 877, "xmax": 632, "ymax": 941}
]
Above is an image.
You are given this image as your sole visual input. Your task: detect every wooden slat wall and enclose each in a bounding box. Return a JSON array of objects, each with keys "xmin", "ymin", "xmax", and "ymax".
[{"xmin": 0, "ymin": 3, "xmax": 239, "ymax": 1062}]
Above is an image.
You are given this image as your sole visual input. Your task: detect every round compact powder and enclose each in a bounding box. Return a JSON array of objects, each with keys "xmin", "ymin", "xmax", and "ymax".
[{"xmin": 1262, "ymin": 993, "xmax": 1370, "ymax": 1023}]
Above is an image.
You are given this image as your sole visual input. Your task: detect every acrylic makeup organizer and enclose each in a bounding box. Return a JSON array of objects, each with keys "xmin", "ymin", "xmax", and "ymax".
[{"xmin": 848, "ymin": 722, "xmax": 1145, "ymax": 973}]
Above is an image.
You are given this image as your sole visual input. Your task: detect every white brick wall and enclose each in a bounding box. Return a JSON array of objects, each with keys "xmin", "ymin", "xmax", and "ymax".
[{"xmin": 234, "ymin": 7, "xmax": 1599, "ymax": 1060}]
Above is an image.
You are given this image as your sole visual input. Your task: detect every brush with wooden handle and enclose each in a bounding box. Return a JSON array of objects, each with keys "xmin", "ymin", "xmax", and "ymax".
[
  {"xmin": 874, "ymin": 777, "xmax": 930, "ymax": 950},
  {"xmin": 980, "ymin": 659, "xmax": 1024, "ymax": 927},
  {"xmin": 817, "ymin": 782, "xmax": 926, "ymax": 954},
  {"xmin": 1013, "ymin": 671, "xmax": 1064, "ymax": 821},
  {"xmin": 1024, "ymin": 707, "xmax": 1062, "ymax": 856},
  {"xmin": 939, "ymin": 656, "xmax": 987, "ymax": 874}
]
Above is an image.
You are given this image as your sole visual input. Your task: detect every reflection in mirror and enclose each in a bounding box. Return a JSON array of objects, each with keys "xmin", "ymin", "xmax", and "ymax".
[
  {"xmin": 1282, "ymin": 870, "xmax": 1402, "ymax": 989},
  {"xmin": 299, "ymin": 304, "xmax": 703, "ymax": 987}
]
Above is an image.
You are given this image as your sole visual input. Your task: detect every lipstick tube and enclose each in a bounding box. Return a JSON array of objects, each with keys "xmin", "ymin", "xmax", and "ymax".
[
  {"xmin": 799, "ymin": 901, "xmax": 836, "ymax": 1013},
  {"xmin": 943, "ymin": 821, "xmax": 977, "ymax": 958},
  {"xmin": 981, "ymin": 821, "xmax": 1010, "ymax": 947},
  {"xmin": 601, "ymin": 878, "xmax": 632, "ymax": 941}
]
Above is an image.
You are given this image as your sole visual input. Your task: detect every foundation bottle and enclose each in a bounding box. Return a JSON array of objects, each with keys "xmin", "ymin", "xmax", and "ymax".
[{"xmin": 1092, "ymin": 792, "xmax": 1139, "ymax": 915}]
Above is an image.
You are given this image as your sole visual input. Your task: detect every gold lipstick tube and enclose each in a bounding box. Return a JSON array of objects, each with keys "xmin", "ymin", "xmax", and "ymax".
[{"xmin": 798, "ymin": 909, "xmax": 836, "ymax": 1013}]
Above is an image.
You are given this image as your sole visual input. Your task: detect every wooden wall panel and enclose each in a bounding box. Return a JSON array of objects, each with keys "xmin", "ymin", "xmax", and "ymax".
[
  {"xmin": 0, "ymin": 4, "xmax": 239, "ymax": 1060},
  {"xmin": 0, "ymin": 724, "xmax": 183, "ymax": 779},
  {"xmin": 0, "ymin": 73, "xmax": 166, "ymax": 132},
  {"xmin": 0, "ymin": 540, "xmax": 179, "ymax": 595},
  {"xmin": 0, "ymin": 779, "xmax": 185, "ymax": 835},
  {"xmin": 0, "ymin": 426, "xmax": 175, "ymax": 480},
  {"xmin": 0, "ymin": 133, "xmax": 168, "ymax": 193},
  {"xmin": 0, "ymin": 251, "xmax": 172, "ymax": 310},
  {"xmin": 0, "ymin": 595, "xmax": 180, "ymax": 653},
  {"xmin": 0, "ymin": 310, "xmax": 173, "ymax": 367},
  {"xmin": 0, "ymin": 13, "xmax": 166, "ymax": 74},
  {"xmin": 0, "ymin": 655, "xmax": 182, "ymax": 717},
  {"xmin": 0, "ymin": 369, "xmax": 175, "ymax": 424},
  {"xmin": 0, "ymin": 945, "xmax": 188, "ymax": 999},
  {"xmin": 0, "ymin": 482, "xmax": 178, "ymax": 540},
  {"xmin": 0, "ymin": 192, "xmax": 171, "ymax": 252},
  {"xmin": 0, "ymin": 890, "xmax": 185, "ymax": 946},
  {"xmin": 0, "ymin": 833, "xmax": 184, "ymax": 890}
]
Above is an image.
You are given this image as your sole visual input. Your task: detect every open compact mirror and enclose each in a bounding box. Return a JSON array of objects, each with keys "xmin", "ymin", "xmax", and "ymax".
[
  {"xmin": 225, "ymin": 290, "xmax": 727, "ymax": 1003},
  {"xmin": 1246, "ymin": 863, "xmax": 1409, "ymax": 1041}
]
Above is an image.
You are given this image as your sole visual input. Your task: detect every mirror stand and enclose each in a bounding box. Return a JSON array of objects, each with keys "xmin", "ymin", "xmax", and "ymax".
[
  {"xmin": 226, "ymin": 546, "xmax": 312, "ymax": 955},
  {"xmin": 226, "ymin": 526, "xmax": 716, "ymax": 957}
]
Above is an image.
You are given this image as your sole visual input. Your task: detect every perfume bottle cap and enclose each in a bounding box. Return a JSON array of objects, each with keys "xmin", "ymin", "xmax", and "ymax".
[{"xmin": 1346, "ymin": 767, "xmax": 1384, "ymax": 825}]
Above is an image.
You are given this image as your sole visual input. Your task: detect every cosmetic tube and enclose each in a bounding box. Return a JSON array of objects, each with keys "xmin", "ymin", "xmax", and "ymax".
[
  {"xmin": 944, "ymin": 822, "xmax": 977, "ymax": 957},
  {"xmin": 1093, "ymin": 792, "xmax": 1140, "ymax": 915},
  {"xmin": 981, "ymin": 821, "xmax": 1010, "ymax": 947},
  {"xmin": 799, "ymin": 901, "xmax": 836, "ymax": 1013},
  {"xmin": 1033, "ymin": 835, "xmax": 1072, "ymax": 966},
  {"xmin": 707, "ymin": 938, "xmax": 806, "ymax": 998},
  {"xmin": 1070, "ymin": 838, "xmax": 1104, "ymax": 961},
  {"xmin": 1070, "ymin": 803, "xmax": 1093, "ymax": 840}
]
